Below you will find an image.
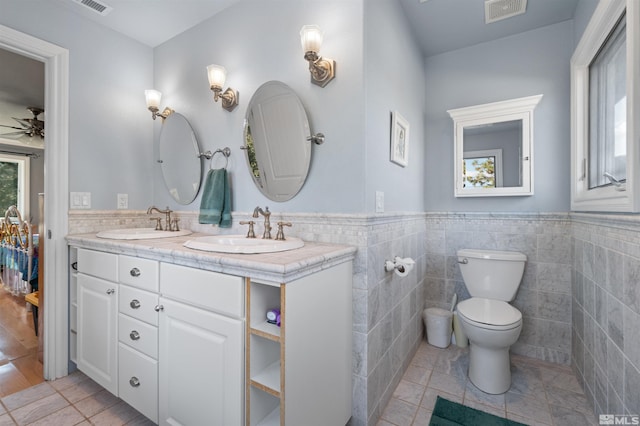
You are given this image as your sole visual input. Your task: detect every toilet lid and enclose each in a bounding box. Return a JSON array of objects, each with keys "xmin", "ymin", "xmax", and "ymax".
[{"xmin": 457, "ymin": 298, "xmax": 522, "ymax": 327}]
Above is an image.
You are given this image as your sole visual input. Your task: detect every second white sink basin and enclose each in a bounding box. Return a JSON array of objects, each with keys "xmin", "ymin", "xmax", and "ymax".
[
  {"xmin": 96, "ymin": 228, "xmax": 192, "ymax": 240},
  {"xmin": 183, "ymin": 235, "xmax": 304, "ymax": 254}
]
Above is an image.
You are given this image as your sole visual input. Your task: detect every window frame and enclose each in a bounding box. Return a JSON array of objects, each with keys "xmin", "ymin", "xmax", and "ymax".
[
  {"xmin": 0, "ymin": 153, "xmax": 31, "ymax": 218},
  {"xmin": 571, "ymin": 0, "xmax": 640, "ymax": 212}
]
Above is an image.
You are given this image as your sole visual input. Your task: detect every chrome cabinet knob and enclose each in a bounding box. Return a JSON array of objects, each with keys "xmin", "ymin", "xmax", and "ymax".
[
  {"xmin": 130, "ymin": 267, "xmax": 141, "ymax": 277},
  {"xmin": 154, "ymin": 304, "xmax": 164, "ymax": 312},
  {"xmin": 106, "ymin": 289, "xmax": 115, "ymax": 295},
  {"xmin": 130, "ymin": 299, "xmax": 141, "ymax": 309},
  {"xmin": 129, "ymin": 377, "xmax": 140, "ymax": 387},
  {"xmin": 129, "ymin": 330, "xmax": 140, "ymax": 341}
]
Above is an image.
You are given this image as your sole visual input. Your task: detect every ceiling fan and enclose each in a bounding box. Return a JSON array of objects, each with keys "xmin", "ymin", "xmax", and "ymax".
[{"xmin": 0, "ymin": 107, "xmax": 45, "ymax": 139}]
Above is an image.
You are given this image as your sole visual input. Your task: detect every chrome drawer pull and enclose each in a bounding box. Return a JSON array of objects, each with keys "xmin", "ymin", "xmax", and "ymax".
[
  {"xmin": 129, "ymin": 377, "xmax": 140, "ymax": 387},
  {"xmin": 106, "ymin": 289, "xmax": 115, "ymax": 295},
  {"xmin": 130, "ymin": 330, "xmax": 140, "ymax": 341},
  {"xmin": 130, "ymin": 299, "xmax": 141, "ymax": 309},
  {"xmin": 154, "ymin": 304, "xmax": 164, "ymax": 312},
  {"xmin": 130, "ymin": 267, "xmax": 141, "ymax": 277}
]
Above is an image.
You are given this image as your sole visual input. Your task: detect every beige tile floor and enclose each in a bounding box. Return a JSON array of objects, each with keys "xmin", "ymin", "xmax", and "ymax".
[
  {"xmin": 0, "ymin": 371, "xmax": 153, "ymax": 425},
  {"xmin": 378, "ymin": 341, "xmax": 598, "ymax": 426}
]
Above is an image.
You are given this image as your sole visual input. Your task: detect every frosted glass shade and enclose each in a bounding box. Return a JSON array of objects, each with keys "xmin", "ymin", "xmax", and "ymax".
[
  {"xmin": 145, "ymin": 89, "xmax": 162, "ymax": 109},
  {"xmin": 300, "ymin": 25, "xmax": 323, "ymax": 53},
  {"xmin": 207, "ymin": 64, "xmax": 227, "ymax": 88}
]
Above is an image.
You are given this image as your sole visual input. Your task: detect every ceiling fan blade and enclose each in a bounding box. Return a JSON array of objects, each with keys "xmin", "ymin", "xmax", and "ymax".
[
  {"xmin": 0, "ymin": 124, "xmax": 27, "ymax": 130},
  {"xmin": 12, "ymin": 117, "xmax": 31, "ymax": 127},
  {"xmin": 0, "ymin": 131, "xmax": 28, "ymax": 138}
]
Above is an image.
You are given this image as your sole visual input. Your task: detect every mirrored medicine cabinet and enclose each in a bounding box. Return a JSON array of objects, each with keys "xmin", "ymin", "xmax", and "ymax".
[{"xmin": 447, "ymin": 94, "xmax": 542, "ymax": 197}]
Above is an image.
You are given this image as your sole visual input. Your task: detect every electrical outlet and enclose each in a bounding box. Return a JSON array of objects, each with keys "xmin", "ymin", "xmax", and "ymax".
[
  {"xmin": 117, "ymin": 193, "xmax": 128, "ymax": 209},
  {"xmin": 375, "ymin": 191, "xmax": 384, "ymax": 213},
  {"xmin": 70, "ymin": 192, "xmax": 91, "ymax": 209}
]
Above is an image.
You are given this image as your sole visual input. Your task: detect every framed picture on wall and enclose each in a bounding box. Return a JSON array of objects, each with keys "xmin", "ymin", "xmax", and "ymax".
[{"xmin": 390, "ymin": 111, "xmax": 409, "ymax": 167}]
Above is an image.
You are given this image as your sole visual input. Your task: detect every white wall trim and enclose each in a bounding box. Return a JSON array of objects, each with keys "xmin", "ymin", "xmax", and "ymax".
[{"xmin": 0, "ymin": 24, "xmax": 70, "ymax": 380}]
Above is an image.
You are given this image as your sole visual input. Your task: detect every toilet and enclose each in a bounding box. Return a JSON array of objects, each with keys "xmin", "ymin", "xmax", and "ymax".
[{"xmin": 456, "ymin": 249, "xmax": 526, "ymax": 394}]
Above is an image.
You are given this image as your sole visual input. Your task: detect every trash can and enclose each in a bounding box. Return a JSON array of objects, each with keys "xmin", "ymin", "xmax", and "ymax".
[{"xmin": 423, "ymin": 308, "xmax": 453, "ymax": 348}]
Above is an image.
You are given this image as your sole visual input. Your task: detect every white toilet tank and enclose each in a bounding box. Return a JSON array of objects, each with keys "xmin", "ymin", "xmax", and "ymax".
[{"xmin": 457, "ymin": 249, "xmax": 526, "ymax": 301}]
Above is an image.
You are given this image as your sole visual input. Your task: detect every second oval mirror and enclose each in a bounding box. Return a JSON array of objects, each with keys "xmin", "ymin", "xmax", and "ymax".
[
  {"xmin": 159, "ymin": 112, "xmax": 203, "ymax": 204},
  {"xmin": 243, "ymin": 81, "xmax": 312, "ymax": 202}
]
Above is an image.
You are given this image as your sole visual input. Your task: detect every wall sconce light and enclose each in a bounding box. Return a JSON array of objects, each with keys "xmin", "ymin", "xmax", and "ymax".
[
  {"xmin": 145, "ymin": 89, "xmax": 173, "ymax": 120},
  {"xmin": 300, "ymin": 24, "xmax": 336, "ymax": 87},
  {"xmin": 206, "ymin": 64, "xmax": 239, "ymax": 112}
]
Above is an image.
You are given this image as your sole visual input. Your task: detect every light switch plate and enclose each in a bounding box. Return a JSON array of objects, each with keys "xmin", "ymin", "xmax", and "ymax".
[
  {"xmin": 375, "ymin": 191, "xmax": 384, "ymax": 213},
  {"xmin": 70, "ymin": 192, "xmax": 91, "ymax": 209},
  {"xmin": 117, "ymin": 193, "xmax": 128, "ymax": 209}
]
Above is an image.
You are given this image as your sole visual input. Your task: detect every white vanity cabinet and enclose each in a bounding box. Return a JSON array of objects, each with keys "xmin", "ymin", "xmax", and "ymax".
[
  {"xmin": 158, "ymin": 263, "xmax": 244, "ymax": 426},
  {"xmin": 69, "ymin": 237, "xmax": 354, "ymax": 426},
  {"xmin": 76, "ymin": 249, "xmax": 119, "ymax": 395}
]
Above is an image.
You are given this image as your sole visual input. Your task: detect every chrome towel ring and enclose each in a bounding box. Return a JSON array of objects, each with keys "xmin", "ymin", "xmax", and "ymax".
[{"xmin": 198, "ymin": 147, "xmax": 231, "ymax": 169}]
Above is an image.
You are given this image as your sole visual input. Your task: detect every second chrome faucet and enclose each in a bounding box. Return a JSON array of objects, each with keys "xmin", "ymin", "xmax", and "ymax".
[
  {"xmin": 247, "ymin": 206, "xmax": 293, "ymax": 241},
  {"xmin": 252, "ymin": 206, "xmax": 272, "ymax": 239}
]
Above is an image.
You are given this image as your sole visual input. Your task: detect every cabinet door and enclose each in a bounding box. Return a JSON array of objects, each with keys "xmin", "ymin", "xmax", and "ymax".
[
  {"xmin": 158, "ymin": 297, "xmax": 243, "ymax": 426},
  {"xmin": 77, "ymin": 273, "xmax": 118, "ymax": 395}
]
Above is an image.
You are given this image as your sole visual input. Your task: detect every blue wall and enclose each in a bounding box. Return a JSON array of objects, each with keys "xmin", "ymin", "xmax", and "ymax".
[
  {"xmin": 152, "ymin": 0, "xmax": 368, "ymax": 213},
  {"xmin": 0, "ymin": 1, "xmax": 155, "ymax": 211},
  {"xmin": 424, "ymin": 21, "xmax": 574, "ymax": 212},
  {"xmin": 363, "ymin": 0, "xmax": 426, "ymax": 213}
]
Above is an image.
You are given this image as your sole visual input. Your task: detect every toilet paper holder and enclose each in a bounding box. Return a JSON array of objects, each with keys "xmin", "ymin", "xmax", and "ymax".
[{"xmin": 384, "ymin": 256, "xmax": 415, "ymax": 276}]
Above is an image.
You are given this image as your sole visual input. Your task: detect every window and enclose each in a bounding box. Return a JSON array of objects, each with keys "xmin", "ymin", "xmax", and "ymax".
[
  {"xmin": 463, "ymin": 149, "xmax": 503, "ymax": 188},
  {"xmin": 588, "ymin": 14, "xmax": 626, "ymax": 189},
  {"xmin": 571, "ymin": 0, "xmax": 640, "ymax": 212},
  {"xmin": 0, "ymin": 154, "xmax": 30, "ymax": 217}
]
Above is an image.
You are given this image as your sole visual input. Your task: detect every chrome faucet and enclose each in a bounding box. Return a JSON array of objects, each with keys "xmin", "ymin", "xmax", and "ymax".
[
  {"xmin": 147, "ymin": 206, "xmax": 173, "ymax": 231},
  {"xmin": 252, "ymin": 206, "xmax": 272, "ymax": 239}
]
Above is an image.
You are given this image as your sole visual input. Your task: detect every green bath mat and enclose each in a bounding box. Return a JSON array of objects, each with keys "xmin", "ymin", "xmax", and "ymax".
[{"xmin": 429, "ymin": 396, "xmax": 527, "ymax": 426}]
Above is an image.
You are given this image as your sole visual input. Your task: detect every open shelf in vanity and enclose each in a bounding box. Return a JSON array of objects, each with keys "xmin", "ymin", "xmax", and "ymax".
[{"xmin": 246, "ymin": 279, "xmax": 284, "ymax": 425}]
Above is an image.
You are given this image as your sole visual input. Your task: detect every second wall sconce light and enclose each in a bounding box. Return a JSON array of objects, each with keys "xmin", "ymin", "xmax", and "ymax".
[
  {"xmin": 144, "ymin": 89, "xmax": 173, "ymax": 120},
  {"xmin": 206, "ymin": 64, "xmax": 239, "ymax": 112},
  {"xmin": 300, "ymin": 24, "xmax": 336, "ymax": 87}
]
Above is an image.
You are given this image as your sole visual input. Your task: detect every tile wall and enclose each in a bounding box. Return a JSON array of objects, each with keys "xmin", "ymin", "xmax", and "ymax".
[{"xmin": 571, "ymin": 213, "xmax": 640, "ymax": 418}]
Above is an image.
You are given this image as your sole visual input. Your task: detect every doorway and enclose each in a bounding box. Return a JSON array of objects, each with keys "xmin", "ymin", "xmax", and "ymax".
[{"xmin": 0, "ymin": 24, "xmax": 70, "ymax": 381}]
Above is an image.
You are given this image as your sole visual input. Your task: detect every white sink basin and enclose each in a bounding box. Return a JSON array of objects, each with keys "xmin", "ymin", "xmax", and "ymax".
[
  {"xmin": 183, "ymin": 235, "xmax": 304, "ymax": 254},
  {"xmin": 96, "ymin": 228, "xmax": 192, "ymax": 240}
]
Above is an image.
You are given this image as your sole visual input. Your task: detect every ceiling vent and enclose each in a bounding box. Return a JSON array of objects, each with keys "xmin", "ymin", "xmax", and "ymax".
[
  {"xmin": 485, "ymin": 0, "xmax": 527, "ymax": 24},
  {"xmin": 71, "ymin": 0, "xmax": 113, "ymax": 16}
]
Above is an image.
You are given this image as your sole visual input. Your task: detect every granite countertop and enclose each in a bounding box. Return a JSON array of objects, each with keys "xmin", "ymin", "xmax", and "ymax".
[{"xmin": 66, "ymin": 232, "xmax": 356, "ymax": 283}]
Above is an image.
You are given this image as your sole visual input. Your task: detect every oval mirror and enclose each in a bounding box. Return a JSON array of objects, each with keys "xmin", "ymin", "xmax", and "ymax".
[
  {"xmin": 243, "ymin": 81, "xmax": 312, "ymax": 202},
  {"xmin": 158, "ymin": 112, "xmax": 202, "ymax": 204}
]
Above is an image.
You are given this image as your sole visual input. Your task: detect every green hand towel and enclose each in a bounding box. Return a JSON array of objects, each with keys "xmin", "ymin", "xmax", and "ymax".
[{"xmin": 198, "ymin": 168, "xmax": 232, "ymax": 227}]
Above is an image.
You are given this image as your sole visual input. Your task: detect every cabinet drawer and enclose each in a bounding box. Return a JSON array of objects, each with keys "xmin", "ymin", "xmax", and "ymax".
[
  {"xmin": 118, "ymin": 256, "xmax": 159, "ymax": 292},
  {"xmin": 119, "ymin": 314, "xmax": 158, "ymax": 359},
  {"xmin": 119, "ymin": 285, "xmax": 159, "ymax": 326},
  {"xmin": 160, "ymin": 263, "xmax": 244, "ymax": 318},
  {"xmin": 77, "ymin": 249, "xmax": 117, "ymax": 281},
  {"xmin": 118, "ymin": 343, "xmax": 158, "ymax": 424}
]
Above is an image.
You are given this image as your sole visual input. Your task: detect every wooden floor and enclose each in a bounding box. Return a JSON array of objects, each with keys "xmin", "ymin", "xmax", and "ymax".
[{"xmin": 0, "ymin": 287, "xmax": 43, "ymax": 398}]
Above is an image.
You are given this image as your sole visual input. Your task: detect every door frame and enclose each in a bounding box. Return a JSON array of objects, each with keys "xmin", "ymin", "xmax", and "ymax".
[{"xmin": 0, "ymin": 24, "xmax": 70, "ymax": 380}]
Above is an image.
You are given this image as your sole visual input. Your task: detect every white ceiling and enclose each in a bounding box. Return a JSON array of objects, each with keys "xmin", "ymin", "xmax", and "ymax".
[
  {"xmin": 1, "ymin": 0, "xmax": 582, "ymax": 145},
  {"xmin": 52, "ymin": 0, "xmax": 242, "ymax": 48}
]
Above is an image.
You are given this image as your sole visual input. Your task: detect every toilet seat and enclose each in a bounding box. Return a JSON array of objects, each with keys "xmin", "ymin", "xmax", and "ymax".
[{"xmin": 457, "ymin": 297, "xmax": 522, "ymax": 331}]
